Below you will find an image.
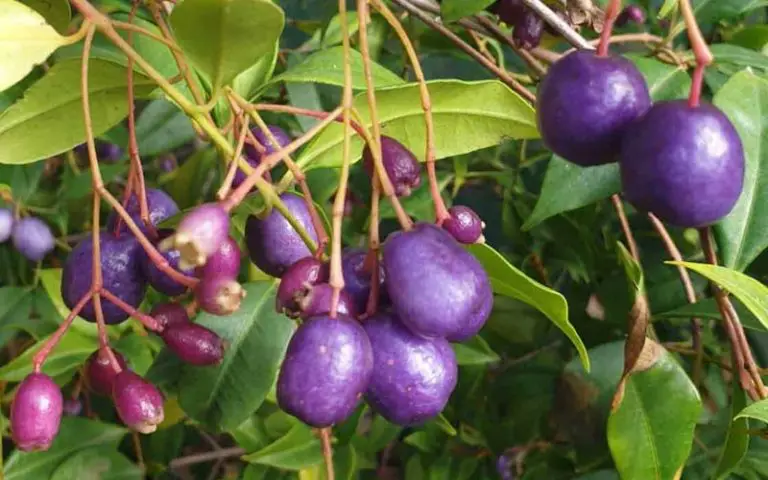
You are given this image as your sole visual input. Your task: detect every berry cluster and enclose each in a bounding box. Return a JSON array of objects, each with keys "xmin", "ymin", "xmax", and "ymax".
[{"xmin": 0, "ymin": 209, "xmax": 55, "ymax": 262}]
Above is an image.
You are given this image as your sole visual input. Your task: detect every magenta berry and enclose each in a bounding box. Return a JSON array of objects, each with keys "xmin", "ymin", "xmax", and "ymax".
[
  {"xmin": 85, "ymin": 349, "xmax": 127, "ymax": 396},
  {"xmin": 620, "ymin": 101, "xmax": 745, "ymax": 228},
  {"xmin": 12, "ymin": 216, "xmax": 55, "ymax": 261},
  {"xmin": 362, "ymin": 136, "xmax": 422, "ymax": 197},
  {"xmin": 537, "ymin": 50, "xmax": 651, "ymax": 166},
  {"xmin": 513, "ymin": 10, "xmax": 543, "ymax": 49},
  {"xmin": 162, "ymin": 203, "xmax": 230, "ymax": 270},
  {"xmin": 150, "ymin": 302, "xmax": 191, "ymax": 329},
  {"xmin": 11, "ymin": 373, "xmax": 63, "ymax": 451},
  {"xmin": 276, "ymin": 256, "xmax": 329, "ymax": 317},
  {"xmin": 0, "ymin": 208, "xmax": 13, "ymax": 242},
  {"xmin": 277, "ymin": 315, "xmax": 373, "ymax": 427},
  {"xmin": 341, "ymin": 248, "xmax": 385, "ymax": 313},
  {"xmin": 62, "ymin": 233, "xmax": 147, "ymax": 324},
  {"xmin": 112, "ymin": 370, "xmax": 165, "ymax": 434},
  {"xmin": 442, "ymin": 206, "xmax": 484, "ymax": 244},
  {"xmin": 364, "ymin": 313, "xmax": 457, "ymax": 426},
  {"xmin": 141, "ymin": 229, "xmax": 196, "ymax": 297},
  {"xmin": 162, "ymin": 323, "xmax": 225, "ymax": 365},
  {"xmin": 195, "ymin": 276, "xmax": 245, "ymax": 315},
  {"xmin": 63, "ymin": 397, "xmax": 83, "ymax": 416},
  {"xmin": 616, "ymin": 5, "xmax": 645, "ymax": 26},
  {"xmin": 299, "ymin": 283, "xmax": 358, "ymax": 319},
  {"xmin": 107, "ymin": 188, "xmax": 179, "ymax": 236},
  {"xmin": 196, "ymin": 236, "xmax": 241, "ymax": 280}
]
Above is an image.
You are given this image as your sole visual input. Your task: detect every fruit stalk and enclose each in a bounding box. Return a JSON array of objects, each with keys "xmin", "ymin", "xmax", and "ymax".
[
  {"xmin": 610, "ymin": 195, "xmax": 639, "ymax": 261},
  {"xmin": 596, "ymin": 0, "xmax": 622, "ymax": 57},
  {"xmin": 216, "ymin": 118, "xmax": 251, "ymax": 200},
  {"xmin": 100, "ymin": 289, "xmax": 162, "ymax": 331},
  {"xmin": 472, "ymin": 15, "xmax": 547, "ymax": 77},
  {"xmin": 32, "ymin": 290, "xmax": 93, "ymax": 372},
  {"xmin": 678, "ymin": 0, "xmax": 713, "ymax": 107}
]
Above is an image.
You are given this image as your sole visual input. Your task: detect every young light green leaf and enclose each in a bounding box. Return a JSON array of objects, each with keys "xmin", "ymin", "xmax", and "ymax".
[
  {"xmin": 714, "ymin": 379, "xmax": 750, "ymax": 479},
  {"xmin": 243, "ymin": 423, "xmax": 323, "ymax": 470},
  {"xmin": 737, "ymin": 398, "xmax": 768, "ymax": 424},
  {"xmin": 440, "ymin": 0, "xmax": 497, "ymax": 21},
  {"xmin": 452, "ymin": 335, "xmax": 500, "ymax": 366},
  {"xmin": 170, "ymin": 0, "xmax": 284, "ymax": 92},
  {"xmin": 0, "ymin": 0, "xmax": 67, "ymax": 92},
  {"xmin": 0, "ymin": 59, "xmax": 155, "ymax": 165},
  {"xmin": 296, "ymin": 80, "xmax": 538, "ymax": 171},
  {"xmin": 467, "ymin": 243, "xmax": 589, "ymax": 371},
  {"xmin": 671, "ymin": 261, "xmax": 768, "ymax": 330},
  {"xmin": 178, "ymin": 281, "xmax": 295, "ymax": 430},
  {"xmin": 19, "ymin": 0, "xmax": 70, "ymax": 33},
  {"xmin": 713, "ymin": 71, "xmax": 768, "ymax": 271},
  {"xmin": 50, "ymin": 447, "xmax": 142, "ymax": 480},
  {"xmin": 232, "ymin": 41, "xmax": 279, "ymax": 101},
  {"xmin": 657, "ymin": 0, "xmax": 678, "ymax": 18}
]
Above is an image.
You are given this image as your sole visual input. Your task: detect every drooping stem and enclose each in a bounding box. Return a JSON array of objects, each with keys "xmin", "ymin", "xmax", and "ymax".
[
  {"xmin": 597, "ymin": 0, "xmax": 622, "ymax": 57},
  {"xmin": 610, "ymin": 195, "xmax": 639, "ymax": 261},
  {"xmin": 216, "ymin": 116, "xmax": 251, "ymax": 200},
  {"xmin": 370, "ymin": 0, "xmax": 449, "ymax": 224},
  {"xmin": 678, "ymin": 0, "xmax": 713, "ymax": 106},
  {"xmin": 100, "ymin": 289, "xmax": 162, "ymax": 331},
  {"xmin": 32, "ymin": 291, "xmax": 93, "ymax": 372}
]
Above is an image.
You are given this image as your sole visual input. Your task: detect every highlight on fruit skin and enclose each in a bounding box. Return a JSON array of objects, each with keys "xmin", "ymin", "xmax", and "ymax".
[
  {"xmin": 161, "ymin": 203, "xmax": 230, "ymax": 270},
  {"xmin": 112, "ymin": 370, "xmax": 165, "ymax": 434},
  {"xmin": 161, "ymin": 322, "xmax": 225, "ymax": 366},
  {"xmin": 10, "ymin": 373, "xmax": 64, "ymax": 452}
]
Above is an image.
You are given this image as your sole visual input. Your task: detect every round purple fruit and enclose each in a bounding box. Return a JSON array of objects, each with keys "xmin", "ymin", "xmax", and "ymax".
[
  {"xmin": 362, "ymin": 136, "xmax": 421, "ymax": 197},
  {"xmin": 141, "ymin": 230, "xmax": 196, "ymax": 297},
  {"xmin": 112, "ymin": 370, "xmax": 165, "ymax": 434},
  {"xmin": 12, "ymin": 216, "xmax": 55, "ymax": 261},
  {"xmin": 10, "ymin": 373, "xmax": 63, "ymax": 451},
  {"xmin": 276, "ymin": 256, "xmax": 329, "ymax": 317},
  {"xmin": 382, "ymin": 223, "xmax": 492, "ymax": 339},
  {"xmin": 341, "ymin": 248, "xmax": 385, "ymax": 313},
  {"xmin": 62, "ymin": 233, "xmax": 147, "ymax": 324},
  {"xmin": 620, "ymin": 100, "xmax": 745, "ymax": 228},
  {"xmin": 196, "ymin": 236, "xmax": 241, "ymax": 280},
  {"xmin": 616, "ymin": 5, "xmax": 645, "ymax": 26},
  {"xmin": 150, "ymin": 302, "xmax": 191, "ymax": 330},
  {"xmin": 537, "ymin": 50, "xmax": 651, "ymax": 166},
  {"xmin": 0, "ymin": 208, "xmax": 14, "ymax": 242},
  {"xmin": 245, "ymin": 193, "xmax": 318, "ymax": 278},
  {"xmin": 364, "ymin": 313, "xmax": 457, "ymax": 426},
  {"xmin": 277, "ymin": 315, "xmax": 373, "ymax": 427},
  {"xmin": 489, "ymin": 0, "xmax": 524, "ymax": 25},
  {"xmin": 161, "ymin": 322, "xmax": 224, "ymax": 366},
  {"xmin": 161, "ymin": 203, "xmax": 230, "ymax": 269},
  {"xmin": 107, "ymin": 188, "xmax": 179, "ymax": 236},
  {"xmin": 442, "ymin": 206, "xmax": 484, "ymax": 244},
  {"xmin": 85, "ymin": 349, "xmax": 127, "ymax": 396}
]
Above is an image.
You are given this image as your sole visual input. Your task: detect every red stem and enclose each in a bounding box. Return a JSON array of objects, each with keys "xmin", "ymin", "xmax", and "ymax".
[
  {"xmin": 32, "ymin": 290, "xmax": 93, "ymax": 372},
  {"xmin": 679, "ymin": 0, "xmax": 713, "ymax": 107},
  {"xmin": 100, "ymin": 288, "xmax": 163, "ymax": 331},
  {"xmin": 597, "ymin": 0, "xmax": 622, "ymax": 57}
]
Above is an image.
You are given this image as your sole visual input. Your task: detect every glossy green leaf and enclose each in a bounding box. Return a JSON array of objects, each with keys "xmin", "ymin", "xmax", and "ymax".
[
  {"xmin": 0, "ymin": 286, "xmax": 60, "ymax": 340},
  {"xmin": 233, "ymin": 40, "xmax": 279, "ymax": 100},
  {"xmin": 0, "ymin": 327, "xmax": 96, "ymax": 381},
  {"xmin": 50, "ymin": 447, "xmax": 142, "ymax": 480},
  {"xmin": 297, "ymin": 80, "xmax": 537, "ymax": 171},
  {"xmin": 20, "ymin": 0, "xmax": 70, "ymax": 33},
  {"xmin": 452, "ymin": 334, "xmax": 500, "ymax": 365},
  {"xmin": 655, "ymin": 296, "xmax": 765, "ymax": 332},
  {"xmin": 135, "ymin": 98, "xmax": 196, "ymax": 157},
  {"xmin": 0, "ymin": 58, "xmax": 155, "ymax": 165},
  {"xmin": 467, "ymin": 243, "xmax": 589, "ymax": 370},
  {"xmin": 628, "ymin": 55, "xmax": 693, "ymax": 102},
  {"xmin": 170, "ymin": 0, "xmax": 284, "ymax": 92},
  {"xmin": 0, "ymin": 0, "xmax": 66, "ymax": 92},
  {"xmin": 713, "ymin": 71, "xmax": 768, "ymax": 271},
  {"xmin": 440, "ymin": 0, "xmax": 496, "ymax": 21},
  {"xmin": 3, "ymin": 417, "xmax": 127, "ymax": 480},
  {"xmin": 268, "ymin": 46, "xmax": 404, "ymax": 90},
  {"xmin": 606, "ymin": 342, "xmax": 701, "ymax": 480},
  {"xmin": 672, "ymin": 261, "xmax": 768, "ymax": 330},
  {"xmin": 178, "ymin": 281, "xmax": 295, "ymax": 430},
  {"xmin": 737, "ymin": 398, "xmax": 768, "ymax": 424},
  {"xmin": 243, "ymin": 423, "xmax": 323, "ymax": 470},
  {"xmin": 709, "ymin": 44, "xmax": 768, "ymax": 71},
  {"xmin": 714, "ymin": 379, "xmax": 750, "ymax": 479}
]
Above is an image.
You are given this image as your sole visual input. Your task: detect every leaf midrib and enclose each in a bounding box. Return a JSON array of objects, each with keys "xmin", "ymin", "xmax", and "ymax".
[{"xmin": 629, "ymin": 380, "xmax": 662, "ymax": 479}]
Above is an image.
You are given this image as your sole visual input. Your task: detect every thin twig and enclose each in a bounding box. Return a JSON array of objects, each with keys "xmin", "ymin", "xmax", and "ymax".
[
  {"xmin": 611, "ymin": 195, "xmax": 639, "ymax": 261},
  {"xmin": 169, "ymin": 447, "xmax": 246, "ymax": 470},
  {"xmin": 472, "ymin": 15, "xmax": 547, "ymax": 77}
]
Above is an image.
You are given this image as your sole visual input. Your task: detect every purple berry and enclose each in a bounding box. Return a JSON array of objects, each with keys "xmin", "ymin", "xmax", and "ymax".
[
  {"xmin": 299, "ymin": 283, "xmax": 358, "ymax": 319},
  {"xmin": 12, "ymin": 217, "xmax": 55, "ymax": 261},
  {"xmin": 489, "ymin": 0, "xmax": 524, "ymax": 24},
  {"xmin": 620, "ymin": 101, "xmax": 745, "ymax": 227},
  {"xmin": 537, "ymin": 50, "xmax": 651, "ymax": 166},
  {"xmin": 149, "ymin": 302, "xmax": 190, "ymax": 329},
  {"xmin": 364, "ymin": 313, "xmax": 457, "ymax": 426},
  {"xmin": 245, "ymin": 193, "xmax": 319, "ymax": 277},
  {"xmin": 112, "ymin": 370, "xmax": 165, "ymax": 434},
  {"xmin": 62, "ymin": 233, "xmax": 147, "ymax": 324},
  {"xmin": 161, "ymin": 203, "xmax": 230, "ymax": 270},
  {"xmin": 161, "ymin": 322, "xmax": 224, "ymax": 365},
  {"xmin": 196, "ymin": 236, "xmax": 241, "ymax": 280},
  {"xmin": 442, "ymin": 206, "xmax": 484, "ymax": 244},
  {"xmin": 382, "ymin": 223, "xmax": 492, "ymax": 339},
  {"xmin": 10, "ymin": 373, "xmax": 63, "ymax": 451},
  {"xmin": 85, "ymin": 349, "xmax": 127, "ymax": 396},
  {"xmin": 513, "ymin": 10, "xmax": 544, "ymax": 49},
  {"xmin": 195, "ymin": 276, "xmax": 245, "ymax": 315},
  {"xmin": 276, "ymin": 256, "xmax": 329, "ymax": 317},
  {"xmin": 76, "ymin": 141, "xmax": 123, "ymax": 163},
  {"xmin": 107, "ymin": 188, "xmax": 179, "ymax": 236},
  {"xmin": 277, "ymin": 315, "xmax": 373, "ymax": 427},
  {"xmin": 616, "ymin": 5, "xmax": 646, "ymax": 27},
  {"xmin": 0, "ymin": 208, "xmax": 13, "ymax": 242},
  {"xmin": 63, "ymin": 397, "xmax": 83, "ymax": 416},
  {"xmin": 362, "ymin": 136, "xmax": 422, "ymax": 197},
  {"xmin": 233, "ymin": 125, "xmax": 290, "ymax": 188},
  {"xmin": 140, "ymin": 230, "xmax": 196, "ymax": 297},
  {"xmin": 341, "ymin": 248, "xmax": 385, "ymax": 313}
]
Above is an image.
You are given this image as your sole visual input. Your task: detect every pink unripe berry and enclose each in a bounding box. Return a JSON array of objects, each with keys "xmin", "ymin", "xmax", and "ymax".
[
  {"xmin": 195, "ymin": 276, "xmax": 246, "ymax": 315},
  {"xmin": 85, "ymin": 349, "xmax": 127, "ymax": 396},
  {"xmin": 150, "ymin": 302, "xmax": 191, "ymax": 330},
  {"xmin": 11, "ymin": 373, "xmax": 63, "ymax": 452},
  {"xmin": 161, "ymin": 203, "xmax": 229, "ymax": 270},
  {"xmin": 112, "ymin": 370, "xmax": 165, "ymax": 434},
  {"xmin": 162, "ymin": 323, "xmax": 225, "ymax": 365}
]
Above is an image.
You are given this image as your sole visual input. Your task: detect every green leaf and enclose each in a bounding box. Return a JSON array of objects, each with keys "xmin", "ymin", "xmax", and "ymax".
[
  {"xmin": 657, "ymin": 0, "xmax": 677, "ymax": 18},
  {"xmin": 0, "ymin": 0, "xmax": 66, "ymax": 92},
  {"xmin": 233, "ymin": 40, "xmax": 279, "ymax": 101},
  {"xmin": 268, "ymin": 46, "xmax": 405, "ymax": 90},
  {"xmin": 430, "ymin": 413, "xmax": 458, "ymax": 437},
  {"xmin": 731, "ymin": 26, "xmax": 768, "ymax": 52},
  {"xmin": 0, "ymin": 327, "xmax": 96, "ymax": 381},
  {"xmin": 243, "ymin": 423, "xmax": 323, "ymax": 471},
  {"xmin": 0, "ymin": 58, "xmax": 155, "ymax": 165},
  {"xmin": 178, "ymin": 281, "xmax": 295, "ymax": 430},
  {"xmin": 39, "ymin": 268, "xmax": 97, "ymax": 336},
  {"xmin": 440, "ymin": 0, "xmax": 496, "ymax": 21},
  {"xmin": 628, "ymin": 55, "xmax": 693, "ymax": 102},
  {"xmin": 19, "ymin": 0, "xmax": 70, "ymax": 34},
  {"xmin": 0, "ymin": 287, "xmax": 60, "ymax": 340},
  {"xmin": 50, "ymin": 447, "xmax": 142, "ymax": 480},
  {"xmin": 712, "ymin": 71, "xmax": 768, "ymax": 271},
  {"xmin": 737, "ymin": 398, "xmax": 768, "ymax": 424},
  {"xmin": 655, "ymin": 297, "xmax": 765, "ymax": 332},
  {"xmin": 671, "ymin": 261, "xmax": 768, "ymax": 330},
  {"xmin": 452, "ymin": 335, "xmax": 500, "ymax": 365},
  {"xmin": 170, "ymin": 0, "xmax": 285, "ymax": 92},
  {"xmin": 467, "ymin": 243, "xmax": 589, "ymax": 371},
  {"xmin": 3, "ymin": 417, "xmax": 127, "ymax": 480},
  {"xmin": 607, "ymin": 342, "xmax": 701, "ymax": 480},
  {"xmin": 709, "ymin": 44, "xmax": 768, "ymax": 71},
  {"xmin": 135, "ymin": 98, "xmax": 196, "ymax": 157},
  {"xmin": 714, "ymin": 379, "xmax": 750, "ymax": 479},
  {"xmin": 297, "ymin": 79, "xmax": 537, "ymax": 170},
  {"xmin": 334, "ymin": 444, "xmax": 359, "ymax": 480}
]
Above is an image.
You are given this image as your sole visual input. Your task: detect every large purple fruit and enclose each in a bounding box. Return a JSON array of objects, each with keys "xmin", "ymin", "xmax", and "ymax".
[
  {"xmin": 364, "ymin": 313, "xmax": 457, "ymax": 426},
  {"xmin": 10, "ymin": 373, "xmax": 63, "ymax": 451},
  {"xmin": 277, "ymin": 315, "xmax": 373, "ymax": 427},
  {"xmin": 620, "ymin": 100, "xmax": 745, "ymax": 227},
  {"xmin": 341, "ymin": 248, "xmax": 384, "ymax": 313},
  {"xmin": 140, "ymin": 230, "xmax": 196, "ymax": 297},
  {"xmin": 245, "ymin": 193, "xmax": 318, "ymax": 277},
  {"xmin": 0, "ymin": 208, "xmax": 14, "ymax": 242},
  {"xmin": 12, "ymin": 216, "xmax": 55, "ymax": 261},
  {"xmin": 362, "ymin": 136, "xmax": 421, "ymax": 197},
  {"xmin": 107, "ymin": 188, "xmax": 179, "ymax": 236},
  {"xmin": 62, "ymin": 233, "xmax": 147, "ymax": 324},
  {"xmin": 85, "ymin": 349, "xmax": 127, "ymax": 396},
  {"xmin": 382, "ymin": 223, "xmax": 492, "ymax": 339},
  {"xmin": 537, "ymin": 50, "xmax": 651, "ymax": 166}
]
